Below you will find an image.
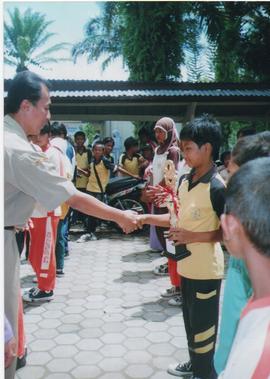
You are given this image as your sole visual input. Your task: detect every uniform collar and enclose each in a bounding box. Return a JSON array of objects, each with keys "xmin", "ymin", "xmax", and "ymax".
[
  {"xmin": 241, "ymin": 295, "xmax": 270, "ymax": 320},
  {"xmin": 4, "ymin": 114, "xmax": 29, "ymax": 143},
  {"xmin": 187, "ymin": 165, "xmax": 217, "ymax": 184}
]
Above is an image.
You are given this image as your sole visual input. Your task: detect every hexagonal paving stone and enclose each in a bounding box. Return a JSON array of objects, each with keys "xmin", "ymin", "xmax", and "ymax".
[
  {"xmin": 34, "ymin": 329, "xmax": 58, "ymax": 339},
  {"xmin": 45, "ymin": 374, "xmax": 73, "ymax": 379},
  {"xmin": 54, "ymin": 333, "xmax": 80, "ymax": 345},
  {"xmin": 147, "ymin": 343, "xmax": 176, "ymax": 356},
  {"xmin": 74, "ymin": 351, "xmax": 103, "ymax": 365},
  {"xmin": 78, "ymin": 328, "xmax": 103, "ymax": 338},
  {"xmin": 38, "ymin": 319, "xmax": 61, "ymax": 329},
  {"xmin": 16, "ymin": 366, "xmax": 45, "ymax": 379},
  {"xmin": 125, "ymin": 364, "xmax": 154, "ymax": 378},
  {"xmin": 98, "ymin": 357, "xmax": 127, "ymax": 372},
  {"xmin": 27, "ymin": 352, "xmax": 52, "ymax": 365},
  {"xmin": 124, "ymin": 350, "xmax": 152, "ymax": 364},
  {"xmin": 102, "ymin": 322, "xmax": 126, "ymax": 333},
  {"xmin": 51, "ymin": 345, "xmax": 78, "ymax": 358},
  {"xmin": 61, "ymin": 314, "xmax": 84, "ymax": 324},
  {"xmin": 100, "ymin": 344, "xmax": 127, "ymax": 357},
  {"xmin": 101, "ymin": 332, "xmax": 126, "ymax": 344},
  {"xmin": 145, "ymin": 322, "xmax": 168, "ymax": 332},
  {"xmin": 146, "ymin": 331, "xmax": 171, "ymax": 343},
  {"xmin": 29, "ymin": 339, "xmax": 56, "ymax": 352},
  {"xmin": 124, "ymin": 338, "xmax": 151, "ymax": 351},
  {"xmin": 72, "ymin": 365, "xmax": 102, "ymax": 379},
  {"xmin": 80, "ymin": 318, "xmax": 104, "ymax": 328},
  {"xmin": 47, "ymin": 358, "xmax": 76, "ymax": 372},
  {"xmin": 57, "ymin": 323, "xmax": 81, "ymax": 333},
  {"xmin": 76, "ymin": 338, "xmax": 103, "ymax": 351},
  {"xmin": 124, "ymin": 327, "xmax": 148, "ymax": 338}
]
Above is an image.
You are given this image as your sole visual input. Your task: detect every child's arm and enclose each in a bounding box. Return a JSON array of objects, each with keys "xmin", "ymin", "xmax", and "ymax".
[
  {"xmin": 116, "ymin": 165, "xmax": 140, "ymax": 179},
  {"xmin": 137, "ymin": 213, "xmax": 170, "ymax": 228},
  {"xmin": 168, "ymin": 227, "xmax": 223, "ymax": 245}
]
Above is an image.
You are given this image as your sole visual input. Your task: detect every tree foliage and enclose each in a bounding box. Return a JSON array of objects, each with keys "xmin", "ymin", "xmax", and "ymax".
[{"xmin": 4, "ymin": 7, "xmax": 69, "ymax": 72}]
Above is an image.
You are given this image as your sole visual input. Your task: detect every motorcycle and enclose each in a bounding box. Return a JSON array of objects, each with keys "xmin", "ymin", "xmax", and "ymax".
[{"xmin": 106, "ymin": 176, "xmax": 148, "ymax": 231}]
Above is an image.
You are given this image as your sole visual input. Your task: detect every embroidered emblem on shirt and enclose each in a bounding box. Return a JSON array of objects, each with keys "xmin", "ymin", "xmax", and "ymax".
[{"xmin": 191, "ymin": 208, "xmax": 201, "ymax": 220}]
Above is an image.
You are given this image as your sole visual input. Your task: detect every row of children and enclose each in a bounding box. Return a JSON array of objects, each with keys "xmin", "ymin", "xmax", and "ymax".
[
  {"xmin": 134, "ymin": 115, "xmax": 270, "ymax": 379},
  {"xmin": 72, "ymin": 131, "xmax": 154, "ymax": 242}
]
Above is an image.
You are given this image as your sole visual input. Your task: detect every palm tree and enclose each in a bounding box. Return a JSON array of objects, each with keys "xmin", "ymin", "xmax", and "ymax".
[{"xmin": 4, "ymin": 7, "xmax": 69, "ymax": 72}]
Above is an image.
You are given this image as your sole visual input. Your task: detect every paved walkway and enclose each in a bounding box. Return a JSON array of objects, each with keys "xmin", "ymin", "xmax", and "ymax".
[{"xmin": 17, "ymin": 229, "xmax": 193, "ymax": 379}]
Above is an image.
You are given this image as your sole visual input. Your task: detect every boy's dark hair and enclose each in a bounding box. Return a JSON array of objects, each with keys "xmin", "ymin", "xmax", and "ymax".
[
  {"xmin": 124, "ymin": 137, "xmax": 139, "ymax": 151},
  {"xmin": 141, "ymin": 144, "xmax": 153, "ymax": 153},
  {"xmin": 232, "ymin": 131, "xmax": 270, "ymax": 167},
  {"xmin": 6, "ymin": 71, "xmax": 50, "ymax": 114},
  {"xmin": 93, "ymin": 140, "xmax": 104, "ymax": 148},
  {"xmin": 225, "ymin": 157, "xmax": 270, "ymax": 257},
  {"xmin": 103, "ymin": 137, "xmax": 115, "ymax": 146},
  {"xmin": 236, "ymin": 126, "xmax": 256, "ymax": 139},
  {"xmin": 74, "ymin": 131, "xmax": 86, "ymax": 140},
  {"xmin": 180, "ymin": 114, "xmax": 222, "ymax": 160},
  {"xmin": 40, "ymin": 123, "xmax": 51, "ymax": 135},
  {"xmin": 50, "ymin": 122, "xmax": 68, "ymax": 138}
]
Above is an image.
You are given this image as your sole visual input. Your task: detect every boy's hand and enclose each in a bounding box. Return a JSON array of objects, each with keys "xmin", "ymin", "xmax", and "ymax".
[
  {"xmin": 5, "ymin": 337, "xmax": 17, "ymax": 368},
  {"xmin": 146, "ymin": 185, "xmax": 166, "ymax": 203},
  {"xmin": 167, "ymin": 227, "xmax": 195, "ymax": 245},
  {"xmin": 136, "ymin": 214, "xmax": 147, "ymax": 229}
]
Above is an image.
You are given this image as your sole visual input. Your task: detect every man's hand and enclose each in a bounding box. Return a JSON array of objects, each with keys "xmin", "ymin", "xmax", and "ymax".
[
  {"xmin": 5, "ymin": 337, "xmax": 17, "ymax": 368},
  {"xmin": 117, "ymin": 210, "xmax": 138, "ymax": 233},
  {"xmin": 167, "ymin": 227, "xmax": 195, "ymax": 245}
]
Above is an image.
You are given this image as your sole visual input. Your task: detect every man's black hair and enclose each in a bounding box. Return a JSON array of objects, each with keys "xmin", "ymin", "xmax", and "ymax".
[
  {"xmin": 232, "ymin": 131, "xmax": 270, "ymax": 167},
  {"xmin": 236, "ymin": 126, "xmax": 256, "ymax": 139},
  {"xmin": 180, "ymin": 114, "xmax": 222, "ymax": 160},
  {"xmin": 40, "ymin": 122, "xmax": 51, "ymax": 135},
  {"xmin": 50, "ymin": 122, "xmax": 67, "ymax": 138},
  {"xmin": 124, "ymin": 137, "xmax": 139, "ymax": 151},
  {"xmin": 6, "ymin": 71, "xmax": 50, "ymax": 114},
  {"xmin": 103, "ymin": 137, "xmax": 115, "ymax": 146},
  {"xmin": 225, "ymin": 157, "xmax": 270, "ymax": 257},
  {"xmin": 74, "ymin": 131, "xmax": 86, "ymax": 140}
]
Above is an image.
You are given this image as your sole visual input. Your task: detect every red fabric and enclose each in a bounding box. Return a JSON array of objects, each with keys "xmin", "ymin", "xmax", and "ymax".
[
  {"xmin": 168, "ymin": 258, "xmax": 181, "ymax": 287},
  {"xmin": 29, "ymin": 216, "xmax": 59, "ymax": 291},
  {"xmin": 17, "ymin": 291, "xmax": 25, "ymax": 358},
  {"xmin": 252, "ymin": 322, "xmax": 270, "ymax": 379}
]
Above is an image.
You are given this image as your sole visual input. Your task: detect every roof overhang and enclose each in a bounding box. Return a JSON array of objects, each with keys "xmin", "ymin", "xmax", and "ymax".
[{"xmin": 4, "ymin": 79, "xmax": 270, "ymax": 122}]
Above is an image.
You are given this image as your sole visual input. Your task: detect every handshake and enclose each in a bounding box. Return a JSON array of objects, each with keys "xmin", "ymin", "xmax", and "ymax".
[{"xmin": 116, "ymin": 211, "xmax": 147, "ymax": 234}]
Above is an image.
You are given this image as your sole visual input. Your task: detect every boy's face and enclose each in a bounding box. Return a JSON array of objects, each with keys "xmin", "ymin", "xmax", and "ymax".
[
  {"xmin": 181, "ymin": 140, "xmax": 209, "ymax": 168},
  {"xmin": 75, "ymin": 135, "xmax": 85, "ymax": 147},
  {"xmin": 33, "ymin": 132, "xmax": 50, "ymax": 148},
  {"xmin": 93, "ymin": 144, "xmax": 104, "ymax": 160},
  {"xmin": 128, "ymin": 145, "xmax": 139, "ymax": 155},
  {"xmin": 104, "ymin": 142, "xmax": 114, "ymax": 155}
]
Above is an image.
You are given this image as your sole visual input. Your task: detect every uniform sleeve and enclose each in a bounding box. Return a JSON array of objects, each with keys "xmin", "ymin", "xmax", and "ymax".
[
  {"xmin": 119, "ymin": 153, "xmax": 125, "ymax": 166},
  {"xmin": 7, "ymin": 149, "xmax": 77, "ymax": 211},
  {"xmin": 210, "ymin": 177, "xmax": 226, "ymax": 218},
  {"xmin": 167, "ymin": 148, "xmax": 180, "ymax": 169},
  {"xmin": 102, "ymin": 157, "xmax": 115, "ymax": 171}
]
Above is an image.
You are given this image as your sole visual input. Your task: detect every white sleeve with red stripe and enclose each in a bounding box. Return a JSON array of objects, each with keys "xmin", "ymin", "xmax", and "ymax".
[{"xmin": 219, "ymin": 306, "xmax": 270, "ymax": 379}]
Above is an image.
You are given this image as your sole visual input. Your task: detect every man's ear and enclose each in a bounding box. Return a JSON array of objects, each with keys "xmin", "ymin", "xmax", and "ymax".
[
  {"xmin": 221, "ymin": 213, "xmax": 244, "ymax": 258},
  {"xmin": 20, "ymin": 99, "xmax": 32, "ymax": 112}
]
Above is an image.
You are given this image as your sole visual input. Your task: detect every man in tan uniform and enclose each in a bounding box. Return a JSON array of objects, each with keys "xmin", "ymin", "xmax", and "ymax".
[{"xmin": 4, "ymin": 71, "xmax": 137, "ymax": 378}]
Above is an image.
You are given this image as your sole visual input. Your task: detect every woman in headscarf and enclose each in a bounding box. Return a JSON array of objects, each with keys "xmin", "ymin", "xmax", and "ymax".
[{"xmin": 150, "ymin": 117, "xmax": 182, "ymax": 306}]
